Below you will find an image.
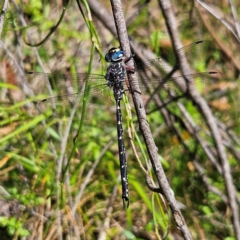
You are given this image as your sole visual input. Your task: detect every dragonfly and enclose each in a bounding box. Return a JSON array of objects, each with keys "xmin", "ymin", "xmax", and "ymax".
[{"xmin": 24, "ymin": 40, "xmax": 227, "ymax": 208}]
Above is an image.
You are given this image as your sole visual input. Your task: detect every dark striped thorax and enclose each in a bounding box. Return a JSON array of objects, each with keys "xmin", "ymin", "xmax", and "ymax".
[{"xmin": 105, "ymin": 47, "xmax": 126, "ymax": 101}]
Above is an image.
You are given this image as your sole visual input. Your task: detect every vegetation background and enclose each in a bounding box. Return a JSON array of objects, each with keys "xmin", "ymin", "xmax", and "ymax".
[{"xmin": 0, "ymin": 0, "xmax": 239, "ymax": 239}]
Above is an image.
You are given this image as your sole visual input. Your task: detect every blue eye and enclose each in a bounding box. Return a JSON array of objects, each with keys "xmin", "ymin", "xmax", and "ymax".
[
  {"xmin": 105, "ymin": 48, "xmax": 124, "ymax": 62},
  {"xmin": 112, "ymin": 50, "xmax": 124, "ymax": 61},
  {"xmin": 105, "ymin": 52, "xmax": 112, "ymax": 62}
]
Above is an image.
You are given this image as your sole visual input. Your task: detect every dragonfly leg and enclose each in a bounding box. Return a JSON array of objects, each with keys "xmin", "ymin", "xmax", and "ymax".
[
  {"xmin": 124, "ymin": 53, "xmax": 135, "ymax": 64},
  {"xmin": 124, "ymin": 54, "xmax": 136, "ymax": 74},
  {"xmin": 125, "ymin": 65, "xmax": 135, "ymax": 73}
]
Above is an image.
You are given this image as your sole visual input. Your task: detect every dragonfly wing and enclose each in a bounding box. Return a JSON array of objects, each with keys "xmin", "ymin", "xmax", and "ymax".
[
  {"xmin": 25, "ymin": 72, "xmax": 107, "ymax": 96},
  {"xmin": 130, "ymin": 71, "xmax": 229, "ymax": 113},
  {"xmin": 129, "ymin": 40, "xmax": 227, "ymax": 114},
  {"xmin": 25, "ymin": 72, "xmax": 114, "ymax": 120},
  {"xmin": 135, "ymin": 40, "xmax": 210, "ymax": 79}
]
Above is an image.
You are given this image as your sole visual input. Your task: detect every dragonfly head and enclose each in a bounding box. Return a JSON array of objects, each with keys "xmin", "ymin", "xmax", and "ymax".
[{"xmin": 105, "ymin": 47, "xmax": 124, "ymax": 62}]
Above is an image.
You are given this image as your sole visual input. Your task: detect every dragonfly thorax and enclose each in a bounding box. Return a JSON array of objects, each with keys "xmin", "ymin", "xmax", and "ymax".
[
  {"xmin": 105, "ymin": 61, "xmax": 126, "ymax": 102},
  {"xmin": 104, "ymin": 47, "xmax": 126, "ymax": 89},
  {"xmin": 105, "ymin": 62, "xmax": 125, "ymax": 85}
]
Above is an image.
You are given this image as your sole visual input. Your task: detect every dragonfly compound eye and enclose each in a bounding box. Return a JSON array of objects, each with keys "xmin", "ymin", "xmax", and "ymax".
[{"xmin": 105, "ymin": 47, "xmax": 124, "ymax": 62}]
